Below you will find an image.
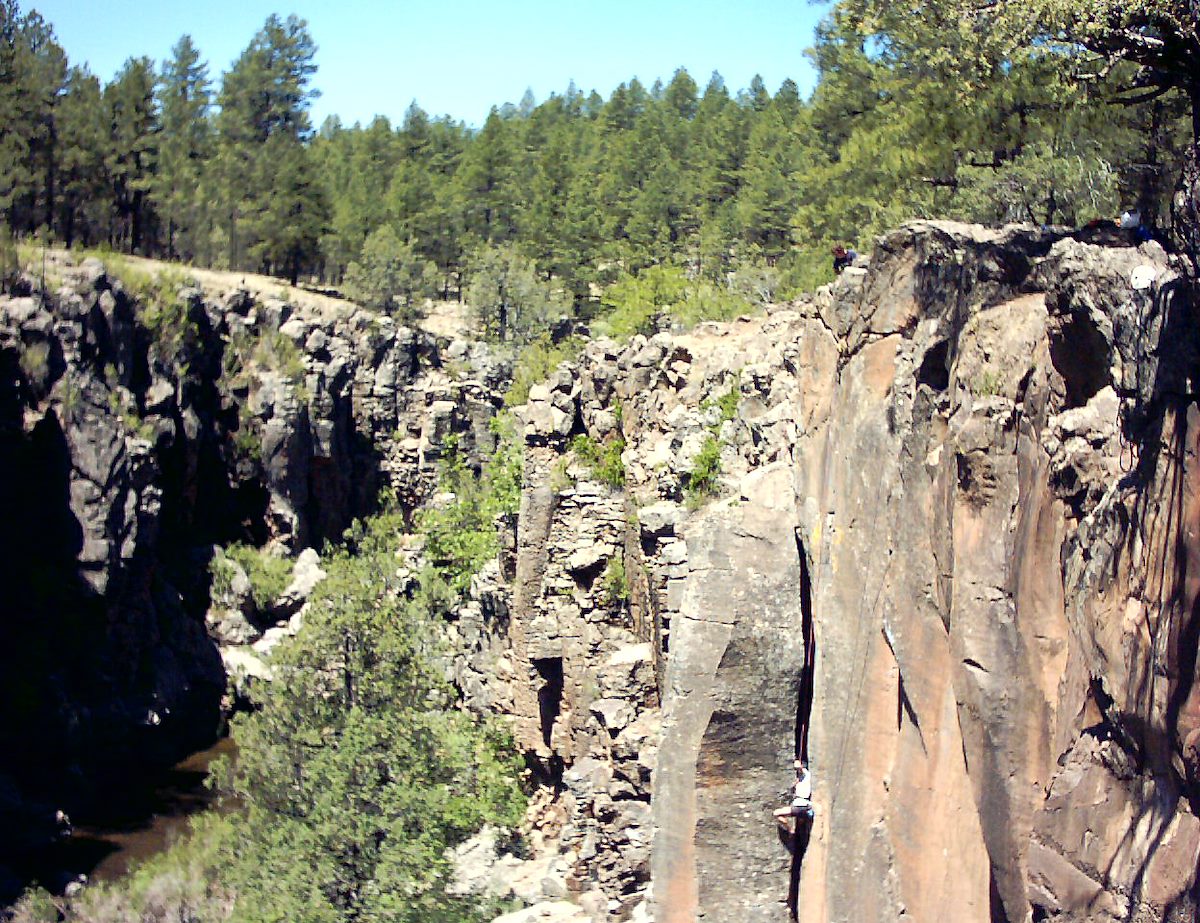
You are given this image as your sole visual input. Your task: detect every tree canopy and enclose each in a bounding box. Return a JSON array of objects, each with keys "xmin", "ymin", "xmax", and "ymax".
[{"xmin": 0, "ymin": 0, "xmax": 1194, "ymax": 302}]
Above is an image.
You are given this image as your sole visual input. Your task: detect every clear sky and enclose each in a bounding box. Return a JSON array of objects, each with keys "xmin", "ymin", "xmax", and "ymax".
[{"xmin": 28, "ymin": 0, "xmax": 832, "ymax": 128}]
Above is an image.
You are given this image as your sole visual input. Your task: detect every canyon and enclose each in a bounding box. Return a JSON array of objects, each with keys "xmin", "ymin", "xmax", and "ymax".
[{"xmin": 3, "ymin": 221, "xmax": 1198, "ymax": 921}]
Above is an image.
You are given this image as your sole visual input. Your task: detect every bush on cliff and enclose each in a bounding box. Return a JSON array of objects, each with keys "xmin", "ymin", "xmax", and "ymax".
[
  {"xmin": 418, "ymin": 416, "xmax": 523, "ymax": 594},
  {"xmin": 596, "ymin": 265, "xmax": 752, "ymax": 339},
  {"xmin": 210, "ymin": 544, "xmax": 294, "ymax": 612},
  {"xmin": 570, "ymin": 433, "xmax": 626, "ymax": 489},
  {"xmin": 504, "ymin": 334, "xmax": 583, "ymax": 407},
  {"xmin": 685, "ymin": 434, "xmax": 723, "ymax": 506}
]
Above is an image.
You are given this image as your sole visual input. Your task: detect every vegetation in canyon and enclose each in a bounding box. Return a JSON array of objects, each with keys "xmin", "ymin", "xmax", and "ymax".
[{"xmin": 5, "ymin": 0, "xmax": 1200, "ymax": 920}]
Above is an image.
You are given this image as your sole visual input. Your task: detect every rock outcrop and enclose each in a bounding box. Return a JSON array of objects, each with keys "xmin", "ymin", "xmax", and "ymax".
[
  {"xmin": 0, "ymin": 257, "xmax": 507, "ymax": 895},
  {"xmin": 458, "ymin": 222, "xmax": 1200, "ymax": 922}
]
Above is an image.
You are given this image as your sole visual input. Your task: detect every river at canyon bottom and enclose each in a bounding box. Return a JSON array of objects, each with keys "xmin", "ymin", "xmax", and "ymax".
[{"xmin": 40, "ymin": 735, "xmax": 238, "ymax": 888}]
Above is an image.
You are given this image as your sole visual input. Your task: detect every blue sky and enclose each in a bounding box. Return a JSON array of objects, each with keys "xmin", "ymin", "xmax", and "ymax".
[{"xmin": 30, "ymin": 0, "xmax": 832, "ymax": 128}]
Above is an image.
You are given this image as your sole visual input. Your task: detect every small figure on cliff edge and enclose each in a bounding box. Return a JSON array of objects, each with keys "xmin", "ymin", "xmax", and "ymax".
[
  {"xmin": 774, "ymin": 759, "xmax": 815, "ymax": 831},
  {"xmin": 832, "ymin": 245, "xmax": 857, "ymax": 274},
  {"xmin": 1119, "ymin": 207, "xmax": 1153, "ymax": 243}
]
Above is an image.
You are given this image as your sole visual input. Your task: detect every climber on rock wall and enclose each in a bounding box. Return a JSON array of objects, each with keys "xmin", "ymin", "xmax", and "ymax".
[{"xmin": 774, "ymin": 760, "xmax": 815, "ymax": 831}]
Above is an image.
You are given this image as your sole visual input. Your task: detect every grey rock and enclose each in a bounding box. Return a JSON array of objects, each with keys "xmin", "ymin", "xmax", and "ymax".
[{"xmin": 638, "ymin": 501, "xmax": 680, "ymax": 538}]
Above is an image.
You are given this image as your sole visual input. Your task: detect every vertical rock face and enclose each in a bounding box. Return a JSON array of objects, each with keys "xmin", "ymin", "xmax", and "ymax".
[
  {"xmin": 797, "ymin": 225, "xmax": 1200, "ymax": 923},
  {"xmin": 472, "ymin": 222, "xmax": 1199, "ymax": 922}
]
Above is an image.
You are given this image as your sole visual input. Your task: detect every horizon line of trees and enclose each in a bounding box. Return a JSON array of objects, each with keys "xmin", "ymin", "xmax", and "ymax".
[{"xmin": 0, "ymin": 0, "xmax": 1193, "ymax": 309}]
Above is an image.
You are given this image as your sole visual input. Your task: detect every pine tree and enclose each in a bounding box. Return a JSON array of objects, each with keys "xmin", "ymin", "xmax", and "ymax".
[
  {"xmin": 315, "ymin": 115, "xmax": 399, "ymax": 281},
  {"xmin": 247, "ymin": 133, "xmax": 328, "ymax": 282},
  {"xmin": 155, "ymin": 35, "xmax": 211, "ymax": 261},
  {"xmin": 56, "ymin": 66, "xmax": 108, "ymax": 247},
  {"xmin": 0, "ymin": 5, "xmax": 67, "ymax": 234},
  {"xmin": 103, "ymin": 56, "xmax": 158, "ymax": 253},
  {"xmin": 343, "ymin": 223, "xmax": 436, "ymax": 318},
  {"xmin": 466, "ymin": 243, "xmax": 566, "ymax": 343},
  {"xmin": 454, "ymin": 108, "xmax": 518, "ymax": 246},
  {"xmin": 215, "ymin": 14, "xmax": 321, "ymax": 274}
]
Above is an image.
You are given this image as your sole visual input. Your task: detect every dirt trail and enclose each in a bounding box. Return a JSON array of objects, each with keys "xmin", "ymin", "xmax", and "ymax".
[{"xmin": 30, "ymin": 247, "xmax": 475, "ymax": 339}]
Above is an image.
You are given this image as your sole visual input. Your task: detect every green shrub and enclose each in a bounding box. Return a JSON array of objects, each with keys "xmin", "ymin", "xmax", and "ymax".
[
  {"xmin": 0, "ymin": 225, "xmax": 20, "ymax": 293},
  {"xmin": 685, "ymin": 434, "xmax": 723, "ymax": 505},
  {"xmin": 703, "ymin": 381, "xmax": 740, "ymax": 425},
  {"xmin": 216, "ymin": 543, "xmax": 294, "ymax": 611},
  {"xmin": 596, "ymin": 264, "xmax": 756, "ymax": 339},
  {"xmin": 973, "ymin": 368, "xmax": 1002, "ymax": 397},
  {"xmin": 343, "ymin": 224, "xmax": 437, "ymax": 319},
  {"xmin": 217, "ymin": 500, "xmax": 526, "ymax": 921},
  {"xmin": 669, "ymin": 281, "xmax": 750, "ymax": 329},
  {"xmin": 602, "ymin": 555, "xmax": 630, "ymax": 606},
  {"xmin": 549, "ymin": 456, "xmax": 574, "ymax": 493},
  {"xmin": 505, "ymin": 334, "xmax": 582, "ymax": 407},
  {"xmin": 775, "ymin": 245, "xmax": 836, "ymax": 297},
  {"xmin": 18, "ymin": 340, "xmax": 50, "ymax": 390},
  {"xmin": 418, "ymin": 414, "xmax": 523, "ymax": 595},
  {"xmin": 233, "ymin": 423, "xmax": 262, "ymax": 461},
  {"xmin": 135, "ymin": 271, "xmax": 199, "ymax": 363},
  {"xmin": 55, "ymin": 375, "xmax": 83, "ymax": 419},
  {"xmin": 66, "ymin": 813, "xmax": 236, "ymax": 923},
  {"xmin": 596, "ymin": 265, "xmax": 688, "ymax": 338},
  {"xmin": 253, "ymin": 329, "xmax": 306, "ymax": 385},
  {"xmin": 466, "ymin": 243, "xmax": 567, "ymax": 344},
  {"xmin": 570, "ymin": 433, "xmax": 626, "ymax": 488},
  {"xmin": 8, "ymin": 886, "xmax": 59, "ymax": 923},
  {"xmin": 130, "ymin": 415, "xmax": 158, "ymax": 443}
]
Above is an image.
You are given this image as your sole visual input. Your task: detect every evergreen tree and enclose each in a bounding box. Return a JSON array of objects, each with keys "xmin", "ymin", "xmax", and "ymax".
[
  {"xmin": 246, "ymin": 132, "xmax": 328, "ymax": 282},
  {"xmin": 0, "ymin": 5, "xmax": 66, "ymax": 234},
  {"xmin": 56, "ymin": 66, "xmax": 108, "ymax": 247},
  {"xmin": 343, "ymin": 223, "xmax": 436, "ymax": 318},
  {"xmin": 466, "ymin": 243, "xmax": 567, "ymax": 343},
  {"xmin": 215, "ymin": 14, "xmax": 322, "ymax": 273},
  {"xmin": 103, "ymin": 56, "xmax": 158, "ymax": 252},
  {"xmin": 316, "ymin": 115, "xmax": 399, "ymax": 281},
  {"xmin": 735, "ymin": 106, "xmax": 805, "ymax": 260},
  {"xmin": 454, "ymin": 108, "xmax": 518, "ymax": 246},
  {"xmin": 155, "ymin": 35, "xmax": 211, "ymax": 261},
  {"xmin": 218, "ymin": 508, "xmax": 526, "ymax": 922}
]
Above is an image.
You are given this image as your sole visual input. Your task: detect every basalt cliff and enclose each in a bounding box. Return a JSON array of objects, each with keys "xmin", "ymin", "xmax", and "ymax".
[{"xmin": 3, "ymin": 223, "xmax": 1199, "ymax": 922}]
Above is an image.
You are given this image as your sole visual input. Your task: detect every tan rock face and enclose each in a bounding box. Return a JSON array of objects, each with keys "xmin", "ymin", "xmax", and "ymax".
[
  {"xmin": 481, "ymin": 221, "xmax": 1200, "ymax": 922},
  {"xmin": 797, "ymin": 225, "xmax": 1199, "ymax": 923}
]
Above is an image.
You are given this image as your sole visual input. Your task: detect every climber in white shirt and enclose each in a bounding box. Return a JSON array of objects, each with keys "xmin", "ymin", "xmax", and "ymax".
[{"xmin": 774, "ymin": 759, "xmax": 815, "ymax": 829}]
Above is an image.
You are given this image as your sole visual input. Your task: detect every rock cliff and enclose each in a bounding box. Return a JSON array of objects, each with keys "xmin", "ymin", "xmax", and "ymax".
[
  {"xmin": 0, "ymin": 257, "xmax": 507, "ymax": 895},
  {"xmin": 4, "ymin": 222, "xmax": 1199, "ymax": 923},
  {"xmin": 459, "ymin": 222, "xmax": 1200, "ymax": 922}
]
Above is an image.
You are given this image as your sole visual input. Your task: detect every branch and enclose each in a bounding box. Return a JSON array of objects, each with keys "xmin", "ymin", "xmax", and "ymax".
[{"xmin": 1112, "ymin": 83, "xmax": 1179, "ymax": 105}]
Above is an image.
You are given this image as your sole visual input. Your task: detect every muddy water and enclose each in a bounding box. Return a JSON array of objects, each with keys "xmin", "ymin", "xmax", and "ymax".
[{"xmin": 52, "ymin": 736, "xmax": 238, "ymax": 885}]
